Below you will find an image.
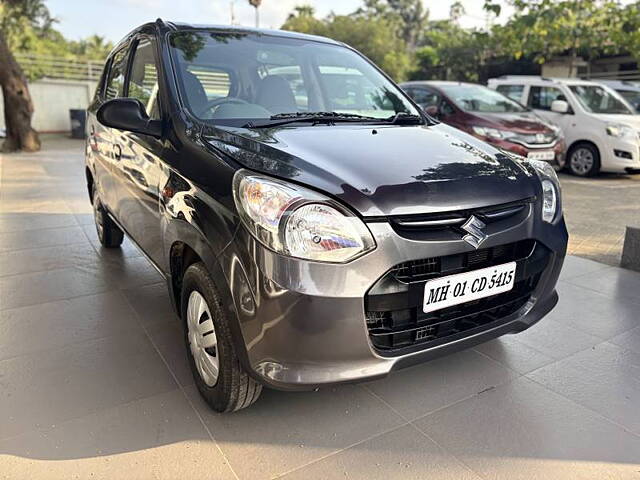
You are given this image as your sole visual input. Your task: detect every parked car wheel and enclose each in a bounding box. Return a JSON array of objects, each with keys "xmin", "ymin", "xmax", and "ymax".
[
  {"xmin": 568, "ymin": 143, "xmax": 600, "ymax": 177},
  {"xmin": 92, "ymin": 190, "xmax": 124, "ymax": 248},
  {"xmin": 181, "ymin": 262, "xmax": 262, "ymax": 412}
]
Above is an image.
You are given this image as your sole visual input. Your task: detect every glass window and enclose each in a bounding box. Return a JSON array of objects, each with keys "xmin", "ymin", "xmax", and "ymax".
[
  {"xmin": 617, "ymin": 90, "xmax": 640, "ymax": 111},
  {"xmin": 127, "ymin": 38, "xmax": 160, "ymax": 119},
  {"xmin": 105, "ymin": 48, "xmax": 128, "ymax": 101},
  {"xmin": 528, "ymin": 86, "xmax": 566, "ymax": 111},
  {"xmin": 569, "ymin": 85, "xmax": 633, "ymax": 114},
  {"xmin": 168, "ymin": 31, "xmax": 420, "ymax": 123},
  {"xmin": 496, "ymin": 84, "xmax": 524, "ymax": 102},
  {"xmin": 439, "ymin": 84, "xmax": 526, "ymax": 113},
  {"xmin": 408, "ymin": 88, "xmax": 440, "ymax": 108}
]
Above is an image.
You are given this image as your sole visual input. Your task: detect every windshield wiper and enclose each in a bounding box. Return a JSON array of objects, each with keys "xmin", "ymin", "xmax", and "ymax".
[
  {"xmin": 387, "ymin": 112, "xmax": 424, "ymax": 125},
  {"xmin": 243, "ymin": 112, "xmax": 384, "ymax": 129}
]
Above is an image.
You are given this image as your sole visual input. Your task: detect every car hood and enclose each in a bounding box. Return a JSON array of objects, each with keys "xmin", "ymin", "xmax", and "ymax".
[
  {"xmin": 203, "ymin": 123, "xmax": 538, "ymax": 217},
  {"xmin": 596, "ymin": 114, "xmax": 640, "ymax": 129},
  {"xmin": 474, "ymin": 112, "xmax": 555, "ymax": 133}
]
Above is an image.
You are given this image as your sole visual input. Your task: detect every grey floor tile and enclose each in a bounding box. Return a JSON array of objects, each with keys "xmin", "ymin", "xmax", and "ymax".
[
  {"xmin": 0, "ymin": 242, "xmax": 99, "ymax": 277},
  {"xmin": 0, "ymin": 266, "xmax": 112, "ymax": 311},
  {"xmin": 474, "ymin": 335, "xmax": 556, "ymax": 375},
  {"xmin": 185, "ymin": 384, "xmax": 405, "ymax": 480},
  {"xmin": 0, "ymin": 225, "xmax": 88, "ymax": 253},
  {"xmin": 78, "ymin": 256, "xmax": 163, "ymax": 290},
  {"xmin": 509, "ymin": 315, "xmax": 602, "ymax": 360},
  {"xmin": 610, "ymin": 325, "xmax": 640, "ymax": 355},
  {"xmin": 146, "ymin": 320, "xmax": 194, "ymax": 388},
  {"xmin": 547, "ymin": 282, "xmax": 640, "ymax": 339},
  {"xmin": 0, "ymin": 389, "xmax": 236, "ymax": 480},
  {"xmin": 280, "ymin": 424, "xmax": 481, "ymax": 480},
  {"xmin": 414, "ymin": 376, "xmax": 640, "ymax": 480},
  {"xmin": 0, "ymin": 330, "xmax": 177, "ymax": 439},
  {"xmin": 364, "ymin": 349, "xmax": 518, "ymax": 420},
  {"xmin": 0, "ymin": 291, "xmax": 141, "ymax": 361},
  {"xmin": 559, "ymin": 255, "xmax": 612, "ymax": 280},
  {"xmin": 566, "ymin": 266, "xmax": 640, "ymax": 305},
  {"xmin": 527, "ymin": 342, "xmax": 640, "ymax": 435},
  {"xmin": 0, "ymin": 212, "xmax": 78, "ymax": 233},
  {"xmin": 121, "ymin": 282, "xmax": 177, "ymax": 327}
]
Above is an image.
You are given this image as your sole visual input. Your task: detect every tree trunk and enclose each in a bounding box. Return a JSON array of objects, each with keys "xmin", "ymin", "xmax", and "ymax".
[{"xmin": 0, "ymin": 30, "xmax": 40, "ymax": 152}]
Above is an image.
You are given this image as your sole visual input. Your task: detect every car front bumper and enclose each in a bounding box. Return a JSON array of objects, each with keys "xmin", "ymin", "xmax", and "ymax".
[{"xmin": 220, "ymin": 202, "xmax": 568, "ymax": 391}]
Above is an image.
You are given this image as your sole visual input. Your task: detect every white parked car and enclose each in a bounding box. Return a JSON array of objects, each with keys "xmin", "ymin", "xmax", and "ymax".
[{"xmin": 488, "ymin": 76, "xmax": 640, "ymax": 176}]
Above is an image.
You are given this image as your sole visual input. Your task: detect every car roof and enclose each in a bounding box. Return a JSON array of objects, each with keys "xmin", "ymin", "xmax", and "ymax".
[
  {"xmin": 488, "ymin": 76, "xmax": 602, "ymax": 87},
  {"xmin": 400, "ymin": 81, "xmax": 482, "ymax": 88}
]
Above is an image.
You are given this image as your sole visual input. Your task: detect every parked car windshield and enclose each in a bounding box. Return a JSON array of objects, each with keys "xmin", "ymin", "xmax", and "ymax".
[
  {"xmin": 168, "ymin": 31, "xmax": 420, "ymax": 125},
  {"xmin": 569, "ymin": 85, "xmax": 633, "ymax": 114},
  {"xmin": 439, "ymin": 84, "xmax": 527, "ymax": 113}
]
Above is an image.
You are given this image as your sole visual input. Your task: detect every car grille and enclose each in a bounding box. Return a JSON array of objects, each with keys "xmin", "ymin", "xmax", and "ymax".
[{"xmin": 365, "ymin": 239, "xmax": 550, "ymax": 356}]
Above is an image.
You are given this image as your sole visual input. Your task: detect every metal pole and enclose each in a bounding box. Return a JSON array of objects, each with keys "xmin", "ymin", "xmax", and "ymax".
[{"xmin": 255, "ymin": 6, "xmax": 259, "ymax": 28}]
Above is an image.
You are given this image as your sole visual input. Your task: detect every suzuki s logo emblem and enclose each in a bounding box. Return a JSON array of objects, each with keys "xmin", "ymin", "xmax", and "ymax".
[
  {"xmin": 461, "ymin": 215, "xmax": 487, "ymax": 249},
  {"xmin": 536, "ymin": 133, "xmax": 545, "ymax": 143}
]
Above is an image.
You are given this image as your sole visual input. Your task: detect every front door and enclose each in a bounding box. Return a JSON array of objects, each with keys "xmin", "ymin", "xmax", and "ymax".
[{"xmin": 112, "ymin": 36, "xmax": 165, "ymax": 265}]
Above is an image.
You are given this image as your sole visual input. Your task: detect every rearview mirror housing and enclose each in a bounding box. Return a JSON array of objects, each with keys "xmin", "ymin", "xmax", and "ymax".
[
  {"xmin": 97, "ymin": 98, "xmax": 162, "ymax": 138},
  {"xmin": 550, "ymin": 99, "xmax": 569, "ymax": 114}
]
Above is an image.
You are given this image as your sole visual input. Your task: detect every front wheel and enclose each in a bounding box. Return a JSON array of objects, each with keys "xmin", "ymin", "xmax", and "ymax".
[
  {"xmin": 181, "ymin": 262, "xmax": 262, "ymax": 412},
  {"xmin": 568, "ymin": 143, "xmax": 600, "ymax": 177}
]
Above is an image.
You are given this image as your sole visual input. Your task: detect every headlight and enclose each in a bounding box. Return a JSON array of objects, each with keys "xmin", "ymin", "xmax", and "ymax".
[
  {"xmin": 606, "ymin": 123, "xmax": 635, "ymax": 139},
  {"xmin": 472, "ymin": 126, "xmax": 506, "ymax": 139},
  {"xmin": 526, "ymin": 159, "xmax": 560, "ymax": 223},
  {"xmin": 233, "ymin": 170, "xmax": 375, "ymax": 263}
]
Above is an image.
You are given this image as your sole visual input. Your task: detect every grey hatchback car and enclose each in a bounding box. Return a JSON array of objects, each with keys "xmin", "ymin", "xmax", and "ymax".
[{"xmin": 86, "ymin": 20, "xmax": 568, "ymax": 411}]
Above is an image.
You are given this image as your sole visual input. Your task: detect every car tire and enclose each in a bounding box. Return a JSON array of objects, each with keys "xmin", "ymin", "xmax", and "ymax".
[
  {"xmin": 181, "ymin": 262, "xmax": 262, "ymax": 412},
  {"xmin": 92, "ymin": 189, "xmax": 124, "ymax": 248},
  {"xmin": 568, "ymin": 143, "xmax": 600, "ymax": 177}
]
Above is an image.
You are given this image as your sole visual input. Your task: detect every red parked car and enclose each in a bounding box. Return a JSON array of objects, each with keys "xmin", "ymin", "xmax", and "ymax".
[{"xmin": 401, "ymin": 81, "xmax": 566, "ymax": 169}]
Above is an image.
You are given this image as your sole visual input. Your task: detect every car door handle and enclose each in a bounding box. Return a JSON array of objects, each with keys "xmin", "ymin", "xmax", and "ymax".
[{"xmin": 113, "ymin": 144, "xmax": 122, "ymax": 160}]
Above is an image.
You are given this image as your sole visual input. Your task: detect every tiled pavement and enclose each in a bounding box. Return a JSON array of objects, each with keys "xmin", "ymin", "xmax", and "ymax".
[
  {"xmin": 0, "ymin": 136, "xmax": 639, "ymax": 479},
  {"xmin": 560, "ymin": 171, "xmax": 640, "ymax": 266}
]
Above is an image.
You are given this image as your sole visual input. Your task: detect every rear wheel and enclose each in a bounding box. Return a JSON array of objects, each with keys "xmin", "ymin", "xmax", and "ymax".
[
  {"xmin": 181, "ymin": 262, "xmax": 262, "ymax": 412},
  {"xmin": 92, "ymin": 189, "xmax": 124, "ymax": 248},
  {"xmin": 568, "ymin": 143, "xmax": 600, "ymax": 177}
]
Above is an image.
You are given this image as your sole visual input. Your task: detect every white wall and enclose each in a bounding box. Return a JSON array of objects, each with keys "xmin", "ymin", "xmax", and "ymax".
[{"xmin": 0, "ymin": 79, "xmax": 99, "ymax": 133}]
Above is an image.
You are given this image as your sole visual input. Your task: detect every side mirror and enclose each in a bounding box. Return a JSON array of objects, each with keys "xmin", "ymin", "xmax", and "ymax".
[
  {"xmin": 97, "ymin": 98, "xmax": 162, "ymax": 138},
  {"xmin": 550, "ymin": 100, "xmax": 569, "ymax": 114},
  {"xmin": 425, "ymin": 105, "xmax": 440, "ymax": 118}
]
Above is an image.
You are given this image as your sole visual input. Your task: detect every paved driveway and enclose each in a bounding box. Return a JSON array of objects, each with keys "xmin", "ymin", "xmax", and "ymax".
[
  {"xmin": 560, "ymin": 171, "xmax": 640, "ymax": 266},
  {"xmin": 1, "ymin": 137, "xmax": 639, "ymax": 479}
]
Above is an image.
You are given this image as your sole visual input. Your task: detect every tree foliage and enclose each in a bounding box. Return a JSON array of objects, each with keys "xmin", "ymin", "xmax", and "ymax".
[{"xmin": 281, "ymin": 6, "xmax": 413, "ymax": 81}]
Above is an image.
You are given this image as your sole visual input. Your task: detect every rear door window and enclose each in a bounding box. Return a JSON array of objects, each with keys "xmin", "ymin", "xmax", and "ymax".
[{"xmin": 528, "ymin": 86, "xmax": 566, "ymax": 110}]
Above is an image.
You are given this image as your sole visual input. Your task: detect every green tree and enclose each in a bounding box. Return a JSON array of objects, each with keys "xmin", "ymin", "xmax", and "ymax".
[
  {"xmin": 0, "ymin": 0, "xmax": 52, "ymax": 152},
  {"xmin": 281, "ymin": 7, "xmax": 413, "ymax": 80},
  {"xmin": 360, "ymin": 0, "xmax": 429, "ymax": 50},
  {"xmin": 485, "ymin": 0, "xmax": 621, "ymax": 76}
]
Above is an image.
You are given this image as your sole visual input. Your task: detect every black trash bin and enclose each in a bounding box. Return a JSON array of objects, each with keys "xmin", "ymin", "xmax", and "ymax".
[{"xmin": 69, "ymin": 109, "xmax": 86, "ymax": 139}]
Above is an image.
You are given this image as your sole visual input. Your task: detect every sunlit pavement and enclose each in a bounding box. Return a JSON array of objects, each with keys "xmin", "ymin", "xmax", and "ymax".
[{"xmin": 1, "ymin": 136, "xmax": 639, "ymax": 479}]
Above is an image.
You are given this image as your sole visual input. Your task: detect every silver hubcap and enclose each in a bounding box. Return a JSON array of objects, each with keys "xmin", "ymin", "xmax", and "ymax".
[
  {"xmin": 93, "ymin": 195, "xmax": 104, "ymax": 240},
  {"xmin": 570, "ymin": 148, "xmax": 594, "ymax": 175},
  {"xmin": 187, "ymin": 291, "xmax": 219, "ymax": 387}
]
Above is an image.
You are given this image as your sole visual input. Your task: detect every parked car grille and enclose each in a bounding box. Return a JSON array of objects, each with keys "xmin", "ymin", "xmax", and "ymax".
[
  {"xmin": 365, "ymin": 239, "xmax": 550, "ymax": 356},
  {"xmin": 388, "ymin": 198, "xmax": 534, "ymax": 241}
]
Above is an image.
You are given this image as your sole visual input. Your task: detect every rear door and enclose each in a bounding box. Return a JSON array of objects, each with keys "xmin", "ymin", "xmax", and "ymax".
[
  {"xmin": 92, "ymin": 46, "xmax": 129, "ymax": 212},
  {"xmin": 111, "ymin": 35, "xmax": 166, "ymax": 264}
]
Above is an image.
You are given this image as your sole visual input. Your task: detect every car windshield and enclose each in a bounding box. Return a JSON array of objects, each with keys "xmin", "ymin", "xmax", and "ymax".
[
  {"xmin": 439, "ymin": 84, "xmax": 526, "ymax": 113},
  {"xmin": 569, "ymin": 85, "xmax": 633, "ymax": 114},
  {"xmin": 168, "ymin": 31, "xmax": 420, "ymax": 125},
  {"xmin": 616, "ymin": 90, "xmax": 640, "ymax": 111}
]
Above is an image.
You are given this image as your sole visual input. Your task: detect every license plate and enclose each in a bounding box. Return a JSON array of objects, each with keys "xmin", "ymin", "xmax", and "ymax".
[
  {"xmin": 423, "ymin": 262, "xmax": 516, "ymax": 314},
  {"xmin": 527, "ymin": 150, "xmax": 555, "ymax": 161}
]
